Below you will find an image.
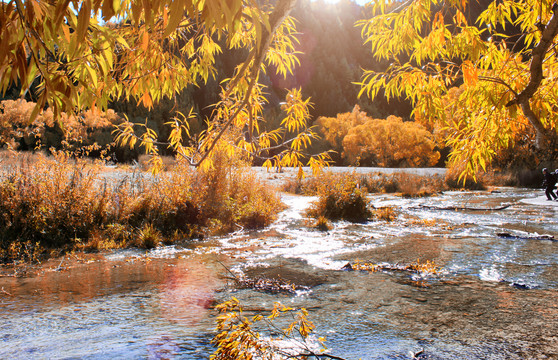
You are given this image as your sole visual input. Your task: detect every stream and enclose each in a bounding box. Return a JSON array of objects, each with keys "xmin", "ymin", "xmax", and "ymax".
[{"xmin": 1, "ymin": 188, "xmax": 557, "ymax": 359}]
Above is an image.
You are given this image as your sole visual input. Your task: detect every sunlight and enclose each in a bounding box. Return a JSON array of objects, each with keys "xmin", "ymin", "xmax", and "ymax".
[{"xmin": 313, "ymin": 0, "xmax": 370, "ymax": 5}]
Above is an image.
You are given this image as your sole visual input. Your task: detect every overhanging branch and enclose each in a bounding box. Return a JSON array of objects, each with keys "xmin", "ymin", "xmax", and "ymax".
[{"xmin": 504, "ymin": 4, "xmax": 558, "ymax": 147}]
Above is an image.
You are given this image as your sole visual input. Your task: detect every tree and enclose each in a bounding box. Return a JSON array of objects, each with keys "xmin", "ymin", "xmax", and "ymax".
[
  {"xmin": 342, "ymin": 115, "xmax": 440, "ymax": 167},
  {"xmin": 357, "ymin": 0, "xmax": 558, "ymax": 178},
  {"xmin": 0, "ymin": 0, "xmax": 330, "ymax": 172},
  {"xmin": 315, "ymin": 106, "xmax": 439, "ymax": 166},
  {"xmin": 314, "ymin": 105, "xmax": 370, "ymax": 160}
]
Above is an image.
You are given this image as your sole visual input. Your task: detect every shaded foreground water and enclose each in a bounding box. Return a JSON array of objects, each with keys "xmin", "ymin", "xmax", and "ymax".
[{"xmin": 1, "ymin": 188, "xmax": 557, "ymax": 359}]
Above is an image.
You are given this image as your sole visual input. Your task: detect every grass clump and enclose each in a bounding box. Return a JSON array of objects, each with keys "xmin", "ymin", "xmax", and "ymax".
[
  {"xmin": 306, "ymin": 172, "xmax": 372, "ymax": 222},
  {"xmin": 0, "ymin": 148, "xmax": 283, "ymax": 263},
  {"xmin": 134, "ymin": 223, "xmax": 162, "ymax": 249},
  {"xmin": 313, "ymin": 216, "xmax": 332, "ymax": 231},
  {"xmin": 373, "ymin": 206, "xmax": 397, "ymax": 222}
]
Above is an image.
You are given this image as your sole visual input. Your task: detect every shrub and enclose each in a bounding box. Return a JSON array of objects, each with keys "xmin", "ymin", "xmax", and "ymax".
[
  {"xmin": 0, "ymin": 99, "xmax": 120, "ymax": 155},
  {"xmin": 0, "ymin": 148, "xmax": 284, "ymax": 263},
  {"xmin": 134, "ymin": 223, "xmax": 162, "ymax": 249},
  {"xmin": 307, "ymin": 172, "xmax": 371, "ymax": 222},
  {"xmin": 477, "ymin": 171, "xmax": 520, "ymax": 187},
  {"xmin": 387, "ymin": 173, "xmax": 445, "ymax": 197},
  {"xmin": 314, "ymin": 105, "xmax": 370, "ymax": 157},
  {"xmin": 342, "ymin": 115, "xmax": 440, "ymax": 167},
  {"xmin": 313, "ymin": 216, "xmax": 332, "ymax": 231},
  {"xmin": 314, "ymin": 105, "xmax": 440, "ymax": 167},
  {"xmin": 373, "ymin": 206, "xmax": 397, "ymax": 222}
]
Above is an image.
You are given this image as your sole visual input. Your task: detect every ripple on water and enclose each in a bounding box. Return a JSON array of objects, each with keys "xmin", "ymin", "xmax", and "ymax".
[{"xmin": 0, "ymin": 188, "xmax": 557, "ymax": 359}]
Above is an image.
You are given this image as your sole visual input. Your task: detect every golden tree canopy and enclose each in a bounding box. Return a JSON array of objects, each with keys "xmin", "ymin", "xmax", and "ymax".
[
  {"xmin": 358, "ymin": 0, "xmax": 558, "ymax": 177},
  {"xmin": 1, "ymin": 0, "xmax": 330, "ymax": 172}
]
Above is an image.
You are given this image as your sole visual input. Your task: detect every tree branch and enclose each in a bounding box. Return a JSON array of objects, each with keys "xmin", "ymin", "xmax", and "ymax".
[
  {"xmin": 188, "ymin": 0, "xmax": 298, "ymax": 167},
  {"xmin": 507, "ymin": 4, "xmax": 558, "ymax": 107},
  {"xmin": 478, "ymin": 76, "xmax": 518, "ymax": 98},
  {"xmin": 505, "ymin": 4, "xmax": 558, "ymax": 147}
]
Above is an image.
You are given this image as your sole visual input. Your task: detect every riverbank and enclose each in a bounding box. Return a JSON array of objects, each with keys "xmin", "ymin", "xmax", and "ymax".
[
  {"xmin": 252, "ymin": 166, "xmax": 448, "ymax": 187},
  {"xmin": 520, "ymin": 193, "xmax": 558, "ymax": 206},
  {"xmin": 0, "ymin": 152, "xmax": 284, "ymax": 264}
]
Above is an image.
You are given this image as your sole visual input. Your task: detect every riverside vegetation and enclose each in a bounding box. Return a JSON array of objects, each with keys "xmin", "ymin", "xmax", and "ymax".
[
  {"xmin": 0, "ymin": 148, "xmax": 283, "ymax": 264},
  {"xmin": 0, "ymin": 149, "xmax": 526, "ymax": 264},
  {"xmin": 283, "ymin": 168, "xmax": 520, "ymax": 227}
]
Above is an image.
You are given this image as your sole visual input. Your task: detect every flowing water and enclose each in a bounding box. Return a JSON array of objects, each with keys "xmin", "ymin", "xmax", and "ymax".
[{"xmin": 1, "ymin": 188, "xmax": 557, "ymax": 359}]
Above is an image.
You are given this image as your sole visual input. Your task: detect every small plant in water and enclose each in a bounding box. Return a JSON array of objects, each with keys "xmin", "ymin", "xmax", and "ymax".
[
  {"xmin": 211, "ymin": 297, "xmax": 333, "ymax": 359},
  {"xmin": 351, "ymin": 259, "xmax": 440, "ymax": 277},
  {"xmin": 134, "ymin": 223, "xmax": 162, "ymax": 249},
  {"xmin": 373, "ymin": 206, "xmax": 397, "ymax": 222},
  {"xmin": 408, "ymin": 259, "xmax": 440, "ymax": 276},
  {"xmin": 307, "ymin": 172, "xmax": 371, "ymax": 222},
  {"xmin": 313, "ymin": 216, "xmax": 332, "ymax": 231}
]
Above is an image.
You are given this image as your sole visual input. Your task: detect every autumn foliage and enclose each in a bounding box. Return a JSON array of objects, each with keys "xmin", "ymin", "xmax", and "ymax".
[
  {"xmin": 306, "ymin": 171, "xmax": 372, "ymax": 222},
  {"xmin": 0, "ymin": 149, "xmax": 283, "ymax": 263},
  {"xmin": 315, "ymin": 106, "xmax": 440, "ymax": 167},
  {"xmin": 212, "ymin": 298, "xmax": 323, "ymax": 359},
  {"xmin": 358, "ymin": 0, "xmax": 558, "ymax": 178},
  {"xmin": 0, "ymin": 99, "xmax": 120, "ymax": 154}
]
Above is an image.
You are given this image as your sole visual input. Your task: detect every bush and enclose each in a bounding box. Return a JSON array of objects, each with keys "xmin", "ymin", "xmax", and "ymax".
[
  {"xmin": 0, "ymin": 148, "xmax": 284, "ymax": 263},
  {"xmin": 313, "ymin": 216, "xmax": 332, "ymax": 231},
  {"xmin": 314, "ymin": 105, "xmax": 440, "ymax": 167},
  {"xmin": 0, "ymin": 99, "xmax": 121, "ymax": 155},
  {"xmin": 306, "ymin": 172, "xmax": 371, "ymax": 222},
  {"xmin": 373, "ymin": 206, "xmax": 397, "ymax": 222},
  {"xmin": 384, "ymin": 173, "xmax": 445, "ymax": 197},
  {"xmin": 342, "ymin": 115, "xmax": 440, "ymax": 167}
]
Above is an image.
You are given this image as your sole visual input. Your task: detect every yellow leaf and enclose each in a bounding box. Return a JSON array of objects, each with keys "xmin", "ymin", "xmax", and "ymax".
[
  {"xmin": 164, "ymin": 0, "xmax": 185, "ymax": 38},
  {"xmin": 141, "ymin": 31, "xmax": 149, "ymax": 52},
  {"xmin": 141, "ymin": 92, "xmax": 153, "ymax": 108},
  {"xmin": 76, "ymin": 1, "xmax": 91, "ymax": 43},
  {"xmin": 462, "ymin": 60, "xmax": 478, "ymax": 86}
]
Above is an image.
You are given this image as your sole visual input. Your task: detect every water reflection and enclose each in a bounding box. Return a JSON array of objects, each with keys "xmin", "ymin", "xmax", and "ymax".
[
  {"xmin": 158, "ymin": 261, "xmax": 219, "ymax": 325},
  {"xmin": 0, "ymin": 255, "xmax": 221, "ymax": 359}
]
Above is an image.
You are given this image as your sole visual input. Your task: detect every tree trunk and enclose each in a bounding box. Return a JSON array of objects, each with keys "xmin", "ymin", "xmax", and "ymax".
[{"xmin": 506, "ymin": 4, "xmax": 558, "ymax": 148}]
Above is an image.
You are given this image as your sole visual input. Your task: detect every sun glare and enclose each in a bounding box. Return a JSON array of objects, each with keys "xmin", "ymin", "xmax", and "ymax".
[{"xmin": 313, "ymin": 0, "xmax": 370, "ymax": 5}]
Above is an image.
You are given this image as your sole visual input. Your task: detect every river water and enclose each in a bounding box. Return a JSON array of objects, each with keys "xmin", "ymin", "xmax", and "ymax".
[{"xmin": 1, "ymin": 188, "xmax": 557, "ymax": 359}]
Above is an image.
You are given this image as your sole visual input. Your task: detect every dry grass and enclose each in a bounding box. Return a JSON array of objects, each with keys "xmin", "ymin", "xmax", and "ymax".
[
  {"xmin": 282, "ymin": 167, "xmax": 528, "ymax": 197},
  {"xmin": 313, "ymin": 216, "xmax": 332, "ymax": 231},
  {"xmin": 351, "ymin": 259, "xmax": 440, "ymax": 276},
  {"xmin": 373, "ymin": 206, "xmax": 397, "ymax": 222},
  {"xmin": 138, "ymin": 154, "xmax": 177, "ymax": 172},
  {"xmin": 283, "ymin": 170, "xmax": 446, "ymax": 197},
  {"xmin": 477, "ymin": 171, "xmax": 520, "ymax": 187},
  {"xmin": 306, "ymin": 172, "xmax": 372, "ymax": 222},
  {"xmin": 0, "ymin": 149, "xmax": 284, "ymax": 263}
]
